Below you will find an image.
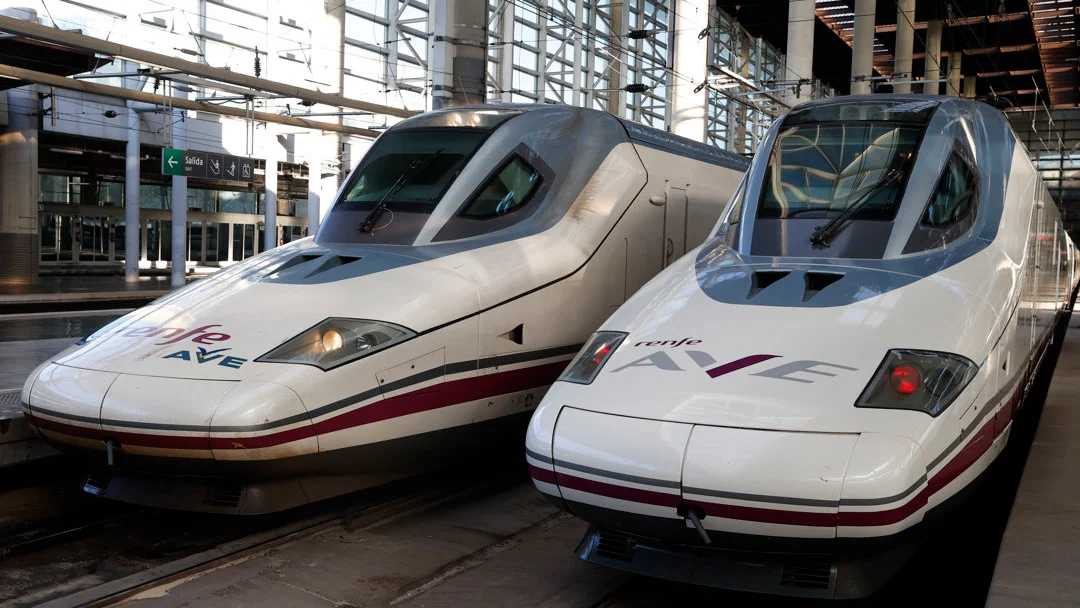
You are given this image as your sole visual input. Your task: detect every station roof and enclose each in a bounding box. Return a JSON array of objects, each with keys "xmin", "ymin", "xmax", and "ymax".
[
  {"xmin": 0, "ymin": 36, "xmax": 108, "ymax": 91},
  {"xmin": 716, "ymin": 0, "xmax": 1079, "ymax": 110}
]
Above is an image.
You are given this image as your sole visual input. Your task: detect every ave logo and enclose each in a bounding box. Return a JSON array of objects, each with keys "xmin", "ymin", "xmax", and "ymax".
[
  {"xmin": 163, "ymin": 346, "xmax": 247, "ymax": 369},
  {"xmin": 612, "ymin": 348, "xmax": 856, "ymax": 384}
]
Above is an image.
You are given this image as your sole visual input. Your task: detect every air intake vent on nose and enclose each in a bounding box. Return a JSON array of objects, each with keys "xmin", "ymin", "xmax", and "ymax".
[
  {"xmin": 748, "ymin": 270, "xmax": 791, "ymax": 298},
  {"xmin": 203, "ymin": 484, "xmax": 244, "ymax": 509},
  {"xmin": 803, "ymin": 272, "xmax": 843, "ymax": 302},
  {"xmin": 271, "ymin": 252, "xmax": 323, "ymax": 276},
  {"xmin": 305, "ymin": 255, "xmax": 362, "ymax": 278},
  {"xmin": 83, "ymin": 469, "xmax": 113, "ymax": 494},
  {"xmin": 595, "ymin": 529, "xmax": 636, "ymax": 562},
  {"xmin": 780, "ymin": 562, "xmax": 835, "ymax": 590}
]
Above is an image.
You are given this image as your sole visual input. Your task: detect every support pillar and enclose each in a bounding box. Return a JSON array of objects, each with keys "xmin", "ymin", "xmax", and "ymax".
[
  {"xmin": 170, "ymin": 89, "xmax": 187, "ymax": 288},
  {"xmin": 498, "ymin": 1, "xmax": 515, "ymax": 103},
  {"xmin": 784, "ymin": 0, "xmax": 815, "ymax": 105},
  {"xmin": 430, "ymin": 0, "xmax": 487, "ymax": 109},
  {"xmin": 610, "ymin": 1, "xmax": 629, "ymax": 115},
  {"xmin": 964, "ymin": 74, "xmax": 976, "ymax": 98},
  {"xmin": 670, "ymin": 0, "xmax": 709, "ymax": 142},
  {"xmin": 947, "ymin": 51, "xmax": 962, "ymax": 96},
  {"xmin": 923, "ymin": 20, "xmax": 943, "ymax": 94},
  {"xmin": 851, "ymin": 0, "xmax": 876, "ymax": 95},
  {"xmin": 264, "ymin": 152, "xmax": 277, "ymax": 252},
  {"xmin": 893, "ymin": 0, "xmax": 915, "ymax": 93},
  {"xmin": 307, "ymin": 130, "xmax": 322, "ymax": 237},
  {"xmin": 734, "ymin": 32, "xmax": 750, "ymax": 151},
  {"xmin": 124, "ymin": 63, "xmax": 141, "ymax": 282},
  {"xmin": 0, "ymin": 86, "xmax": 39, "ymax": 284},
  {"xmin": 0, "ymin": 86, "xmax": 39, "ymax": 285}
]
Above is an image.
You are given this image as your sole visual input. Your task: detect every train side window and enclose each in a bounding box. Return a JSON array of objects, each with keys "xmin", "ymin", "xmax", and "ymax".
[
  {"xmin": 718, "ymin": 176, "xmax": 747, "ymax": 247},
  {"xmin": 460, "ymin": 156, "xmax": 542, "ymax": 218},
  {"xmin": 923, "ymin": 154, "xmax": 977, "ymax": 228},
  {"xmin": 432, "ymin": 145, "xmax": 554, "ymax": 242},
  {"xmin": 902, "ymin": 151, "xmax": 978, "ymax": 254}
]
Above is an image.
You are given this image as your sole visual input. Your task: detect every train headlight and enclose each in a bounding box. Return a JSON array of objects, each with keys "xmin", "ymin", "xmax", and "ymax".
[
  {"xmin": 559, "ymin": 332, "xmax": 627, "ymax": 385},
  {"xmin": 259, "ymin": 318, "xmax": 415, "ymax": 371},
  {"xmin": 856, "ymin": 349, "xmax": 978, "ymax": 416}
]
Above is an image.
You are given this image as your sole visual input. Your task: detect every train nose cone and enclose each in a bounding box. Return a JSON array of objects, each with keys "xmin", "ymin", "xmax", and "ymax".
[
  {"xmin": 529, "ymin": 405, "xmax": 931, "ymax": 538},
  {"xmin": 24, "ymin": 362, "xmax": 316, "ymax": 465}
]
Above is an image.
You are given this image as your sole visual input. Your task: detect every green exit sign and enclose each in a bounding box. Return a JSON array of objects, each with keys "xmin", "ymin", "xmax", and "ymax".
[{"xmin": 162, "ymin": 147, "xmax": 183, "ymax": 176}]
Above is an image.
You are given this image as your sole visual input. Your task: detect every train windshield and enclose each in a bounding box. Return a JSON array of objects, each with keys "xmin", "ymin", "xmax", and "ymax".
[
  {"xmin": 749, "ymin": 100, "xmax": 933, "ymax": 258},
  {"xmin": 316, "ymin": 129, "xmax": 489, "ymax": 245}
]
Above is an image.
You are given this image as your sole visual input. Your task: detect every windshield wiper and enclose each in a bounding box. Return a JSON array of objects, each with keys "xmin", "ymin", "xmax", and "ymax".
[
  {"xmin": 359, "ymin": 149, "xmax": 443, "ymax": 233},
  {"xmin": 809, "ymin": 168, "xmax": 904, "ymax": 247}
]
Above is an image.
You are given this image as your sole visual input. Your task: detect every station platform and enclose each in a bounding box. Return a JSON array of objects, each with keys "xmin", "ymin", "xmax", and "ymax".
[
  {"xmin": 0, "ymin": 275, "xmax": 190, "ymax": 312},
  {"xmin": 988, "ymin": 324, "xmax": 1080, "ymax": 607},
  {"xmin": 0, "ymin": 390, "xmax": 57, "ymax": 468}
]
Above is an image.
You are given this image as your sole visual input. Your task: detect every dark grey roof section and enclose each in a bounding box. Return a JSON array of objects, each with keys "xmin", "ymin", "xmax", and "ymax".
[{"xmin": 618, "ymin": 118, "xmax": 751, "ymax": 172}]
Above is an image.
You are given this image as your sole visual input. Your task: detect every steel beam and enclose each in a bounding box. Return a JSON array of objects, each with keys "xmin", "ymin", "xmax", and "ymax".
[
  {"xmin": 0, "ymin": 15, "xmax": 416, "ymax": 118},
  {"xmin": 0, "ymin": 64, "xmax": 380, "ymax": 138},
  {"xmin": 876, "ymin": 12, "xmax": 1028, "ymax": 33}
]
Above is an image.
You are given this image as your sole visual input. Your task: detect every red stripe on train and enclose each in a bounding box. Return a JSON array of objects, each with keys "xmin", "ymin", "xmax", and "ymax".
[{"xmin": 27, "ymin": 360, "xmax": 567, "ymax": 451}]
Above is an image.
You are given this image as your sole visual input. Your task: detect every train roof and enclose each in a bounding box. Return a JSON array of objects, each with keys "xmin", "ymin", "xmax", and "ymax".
[
  {"xmin": 787, "ymin": 94, "xmax": 1010, "ymax": 125},
  {"xmin": 390, "ymin": 103, "xmax": 750, "ymax": 172}
]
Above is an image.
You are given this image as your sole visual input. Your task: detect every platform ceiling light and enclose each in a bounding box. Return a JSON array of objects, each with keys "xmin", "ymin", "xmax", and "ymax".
[{"xmin": 49, "ymin": 147, "xmax": 82, "ymax": 155}]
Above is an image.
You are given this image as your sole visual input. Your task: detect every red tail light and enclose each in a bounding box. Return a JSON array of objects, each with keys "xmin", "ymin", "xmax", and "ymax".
[{"xmin": 890, "ymin": 364, "xmax": 920, "ymax": 395}]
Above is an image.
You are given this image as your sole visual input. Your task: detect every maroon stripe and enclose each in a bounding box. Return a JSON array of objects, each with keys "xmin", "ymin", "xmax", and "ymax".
[
  {"xmin": 928, "ymin": 417, "xmax": 995, "ymax": 495},
  {"xmin": 528, "ymin": 464, "xmax": 557, "ymax": 485},
  {"xmin": 837, "ymin": 488, "xmax": 930, "ymax": 527},
  {"xmin": 31, "ymin": 360, "xmax": 566, "ymax": 452},
  {"xmin": 706, "ymin": 354, "xmax": 779, "ymax": 378},
  {"xmin": 556, "ymin": 471, "xmax": 682, "ymax": 508},
  {"xmin": 687, "ymin": 499, "xmax": 838, "ymax": 527},
  {"xmin": 209, "ymin": 360, "xmax": 567, "ymax": 450},
  {"xmin": 31, "ymin": 414, "xmax": 210, "ymax": 450}
]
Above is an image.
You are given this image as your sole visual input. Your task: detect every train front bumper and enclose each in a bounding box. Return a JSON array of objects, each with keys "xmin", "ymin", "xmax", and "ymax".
[{"xmin": 575, "ymin": 523, "xmax": 921, "ymax": 600}]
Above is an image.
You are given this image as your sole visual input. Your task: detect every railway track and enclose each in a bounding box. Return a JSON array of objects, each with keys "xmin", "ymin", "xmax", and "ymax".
[{"xmin": 0, "ymin": 465, "xmax": 524, "ymax": 608}]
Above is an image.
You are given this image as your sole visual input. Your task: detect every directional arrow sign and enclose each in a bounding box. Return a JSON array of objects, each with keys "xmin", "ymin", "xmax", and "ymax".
[{"xmin": 162, "ymin": 148, "xmax": 183, "ymax": 176}]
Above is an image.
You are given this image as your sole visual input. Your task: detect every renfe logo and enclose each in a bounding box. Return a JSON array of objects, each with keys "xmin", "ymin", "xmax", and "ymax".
[
  {"xmin": 122, "ymin": 324, "xmax": 231, "ymax": 346},
  {"xmin": 633, "ymin": 337, "xmax": 702, "ymax": 348}
]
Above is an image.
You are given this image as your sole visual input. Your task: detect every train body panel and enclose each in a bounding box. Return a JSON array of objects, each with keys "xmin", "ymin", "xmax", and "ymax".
[
  {"xmin": 21, "ymin": 104, "xmax": 749, "ymax": 513},
  {"xmin": 526, "ymin": 95, "xmax": 1079, "ymax": 598}
]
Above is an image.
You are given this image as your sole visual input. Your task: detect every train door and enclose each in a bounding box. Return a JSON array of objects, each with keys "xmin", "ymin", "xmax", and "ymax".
[{"xmin": 663, "ymin": 185, "xmax": 688, "ymax": 267}]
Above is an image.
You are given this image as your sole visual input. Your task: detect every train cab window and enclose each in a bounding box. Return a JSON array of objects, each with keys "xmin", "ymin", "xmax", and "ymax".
[
  {"xmin": 433, "ymin": 147, "xmax": 552, "ymax": 242},
  {"xmin": 315, "ymin": 129, "xmax": 490, "ymax": 245},
  {"xmin": 460, "ymin": 157, "xmax": 542, "ymax": 218},
  {"xmin": 749, "ymin": 120, "xmax": 923, "ymax": 258},
  {"xmin": 903, "ymin": 152, "xmax": 978, "ymax": 253}
]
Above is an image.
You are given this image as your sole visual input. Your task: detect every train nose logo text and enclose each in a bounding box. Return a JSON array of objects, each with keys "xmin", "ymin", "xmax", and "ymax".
[
  {"xmin": 121, "ymin": 324, "xmax": 232, "ymax": 346},
  {"xmin": 613, "ymin": 347, "xmax": 856, "ymax": 384}
]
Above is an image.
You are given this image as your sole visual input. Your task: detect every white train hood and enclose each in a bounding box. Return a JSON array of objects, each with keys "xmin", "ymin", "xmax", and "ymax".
[
  {"xmin": 553, "ymin": 240, "xmax": 1010, "ymax": 437},
  {"xmin": 55, "ymin": 242, "xmax": 482, "ymax": 381}
]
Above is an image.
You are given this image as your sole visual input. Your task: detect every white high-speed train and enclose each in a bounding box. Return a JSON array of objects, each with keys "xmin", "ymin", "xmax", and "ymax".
[
  {"xmin": 20, "ymin": 104, "xmax": 748, "ymax": 514},
  {"xmin": 526, "ymin": 96, "xmax": 1079, "ymax": 598}
]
